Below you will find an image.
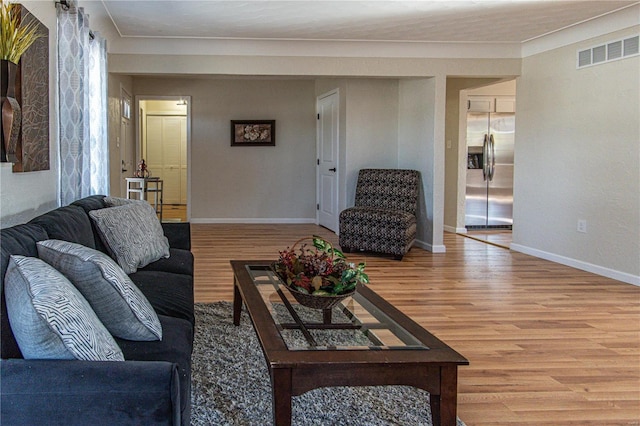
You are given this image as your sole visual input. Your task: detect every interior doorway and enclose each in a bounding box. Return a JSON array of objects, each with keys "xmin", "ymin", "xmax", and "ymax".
[
  {"xmin": 444, "ymin": 78, "xmax": 516, "ymax": 249},
  {"xmin": 136, "ymin": 96, "xmax": 191, "ymax": 222},
  {"xmin": 462, "ymin": 80, "xmax": 516, "ymax": 248}
]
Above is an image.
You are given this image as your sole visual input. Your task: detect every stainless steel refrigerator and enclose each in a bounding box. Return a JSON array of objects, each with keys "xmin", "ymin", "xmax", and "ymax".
[{"xmin": 465, "ymin": 98, "xmax": 515, "ymax": 229}]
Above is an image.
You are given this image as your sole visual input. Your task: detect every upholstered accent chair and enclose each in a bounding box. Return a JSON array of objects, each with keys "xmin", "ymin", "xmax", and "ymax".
[{"xmin": 339, "ymin": 169, "xmax": 420, "ymax": 260}]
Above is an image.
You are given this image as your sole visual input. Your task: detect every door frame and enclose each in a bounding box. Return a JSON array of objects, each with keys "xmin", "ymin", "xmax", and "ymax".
[
  {"xmin": 135, "ymin": 95, "xmax": 192, "ymax": 221},
  {"xmin": 456, "ymin": 82, "xmax": 516, "ymax": 233},
  {"xmin": 118, "ymin": 86, "xmax": 133, "ymax": 198},
  {"xmin": 316, "ymin": 89, "xmax": 340, "ymax": 232}
]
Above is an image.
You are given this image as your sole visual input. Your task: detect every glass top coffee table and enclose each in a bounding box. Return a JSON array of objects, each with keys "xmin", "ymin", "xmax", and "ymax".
[{"xmin": 231, "ymin": 260, "xmax": 468, "ymax": 426}]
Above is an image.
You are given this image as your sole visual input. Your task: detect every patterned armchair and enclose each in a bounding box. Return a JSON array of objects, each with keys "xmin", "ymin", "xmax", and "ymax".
[{"xmin": 339, "ymin": 169, "xmax": 420, "ymax": 260}]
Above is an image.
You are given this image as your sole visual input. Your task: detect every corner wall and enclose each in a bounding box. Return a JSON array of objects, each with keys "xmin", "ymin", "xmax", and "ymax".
[
  {"xmin": 398, "ymin": 78, "xmax": 444, "ymax": 251},
  {"xmin": 513, "ymin": 27, "xmax": 640, "ymax": 284}
]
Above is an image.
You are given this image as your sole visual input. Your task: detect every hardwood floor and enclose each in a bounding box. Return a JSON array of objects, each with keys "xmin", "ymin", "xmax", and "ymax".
[
  {"xmin": 161, "ymin": 204, "xmax": 187, "ymax": 222},
  {"xmin": 462, "ymin": 229, "xmax": 513, "ymax": 249},
  {"xmin": 191, "ymin": 224, "xmax": 640, "ymax": 425}
]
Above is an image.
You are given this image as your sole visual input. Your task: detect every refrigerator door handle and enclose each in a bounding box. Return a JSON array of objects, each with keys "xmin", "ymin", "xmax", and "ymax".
[
  {"xmin": 482, "ymin": 134, "xmax": 489, "ymax": 181},
  {"xmin": 489, "ymin": 134, "xmax": 496, "ymax": 181}
]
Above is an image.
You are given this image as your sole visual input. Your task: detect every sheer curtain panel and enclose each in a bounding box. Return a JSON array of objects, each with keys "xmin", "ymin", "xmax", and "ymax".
[{"xmin": 57, "ymin": 2, "xmax": 108, "ymax": 205}]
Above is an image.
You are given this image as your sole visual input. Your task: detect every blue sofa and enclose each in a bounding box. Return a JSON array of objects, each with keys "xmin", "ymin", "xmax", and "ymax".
[{"xmin": 0, "ymin": 195, "xmax": 194, "ymax": 425}]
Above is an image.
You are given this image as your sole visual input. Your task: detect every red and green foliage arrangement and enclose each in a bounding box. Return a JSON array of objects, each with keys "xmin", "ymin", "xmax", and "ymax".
[{"xmin": 273, "ymin": 236, "xmax": 368, "ymax": 296}]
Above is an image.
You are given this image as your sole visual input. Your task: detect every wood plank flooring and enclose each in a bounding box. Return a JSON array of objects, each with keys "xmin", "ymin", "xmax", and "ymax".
[
  {"xmin": 462, "ymin": 229, "xmax": 513, "ymax": 249},
  {"xmin": 191, "ymin": 223, "xmax": 640, "ymax": 425},
  {"xmin": 161, "ymin": 204, "xmax": 187, "ymax": 222}
]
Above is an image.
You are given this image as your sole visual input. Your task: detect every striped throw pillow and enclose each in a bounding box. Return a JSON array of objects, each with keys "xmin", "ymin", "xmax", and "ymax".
[
  {"xmin": 37, "ymin": 240, "xmax": 162, "ymax": 341},
  {"xmin": 4, "ymin": 256, "xmax": 124, "ymax": 361}
]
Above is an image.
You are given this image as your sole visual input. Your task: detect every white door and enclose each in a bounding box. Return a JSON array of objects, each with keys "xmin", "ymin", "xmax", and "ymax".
[
  {"xmin": 316, "ymin": 90, "xmax": 339, "ymax": 231},
  {"xmin": 146, "ymin": 115, "xmax": 187, "ymax": 204}
]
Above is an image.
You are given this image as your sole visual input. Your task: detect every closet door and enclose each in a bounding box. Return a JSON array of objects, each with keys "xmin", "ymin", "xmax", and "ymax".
[{"xmin": 145, "ymin": 116, "xmax": 187, "ymax": 205}]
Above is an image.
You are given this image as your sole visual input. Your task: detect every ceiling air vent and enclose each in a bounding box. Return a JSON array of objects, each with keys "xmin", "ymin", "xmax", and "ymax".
[{"xmin": 577, "ymin": 34, "xmax": 639, "ymax": 69}]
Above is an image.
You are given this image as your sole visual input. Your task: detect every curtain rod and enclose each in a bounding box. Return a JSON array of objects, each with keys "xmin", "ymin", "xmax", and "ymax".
[{"xmin": 55, "ymin": 0, "xmax": 95, "ymax": 40}]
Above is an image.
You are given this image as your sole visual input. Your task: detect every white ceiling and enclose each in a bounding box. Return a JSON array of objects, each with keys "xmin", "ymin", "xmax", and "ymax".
[{"xmin": 101, "ymin": 0, "xmax": 638, "ymax": 44}]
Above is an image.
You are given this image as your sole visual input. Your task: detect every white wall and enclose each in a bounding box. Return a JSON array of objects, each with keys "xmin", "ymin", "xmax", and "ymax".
[
  {"xmin": 0, "ymin": 1, "xmax": 58, "ymax": 228},
  {"xmin": 512, "ymin": 27, "xmax": 640, "ymax": 284},
  {"xmin": 132, "ymin": 77, "xmax": 317, "ymax": 222}
]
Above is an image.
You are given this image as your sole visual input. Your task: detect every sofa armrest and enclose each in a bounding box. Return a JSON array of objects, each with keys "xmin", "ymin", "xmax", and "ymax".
[
  {"xmin": 162, "ymin": 222, "xmax": 191, "ymax": 251},
  {"xmin": 1, "ymin": 359, "xmax": 181, "ymax": 426}
]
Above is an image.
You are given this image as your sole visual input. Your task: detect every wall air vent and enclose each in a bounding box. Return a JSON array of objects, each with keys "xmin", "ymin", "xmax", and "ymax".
[{"xmin": 577, "ymin": 35, "xmax": 639, "ymax": 69}]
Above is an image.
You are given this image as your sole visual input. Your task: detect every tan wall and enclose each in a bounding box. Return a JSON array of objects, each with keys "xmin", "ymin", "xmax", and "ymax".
[
  {"xmin": 513, "ymin": 27, "xmax": 640, "ymax": 281},
  {"xmin": 132, "ymin": 77, "xmax": 317, "ymax": 221},
  {"xmin": 399, "ymin": 78, "xmax": 443, "ymax": 250}
]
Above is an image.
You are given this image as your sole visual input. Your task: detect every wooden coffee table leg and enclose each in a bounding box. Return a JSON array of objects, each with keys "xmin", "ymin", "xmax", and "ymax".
[
  {"xmin": 233, "ymin": 282, "xmax": 242, "ymax": 326},
  {"xmin": 430, "ymin": 390, "xmax": 441, "ymax": 426},
  {"xmin": 271, "ymin": 368, "xmax": 292, "ymax": 426},
  {"xmin": 436, "ymin": 365, "xmax": 458, "ymax": 426}
]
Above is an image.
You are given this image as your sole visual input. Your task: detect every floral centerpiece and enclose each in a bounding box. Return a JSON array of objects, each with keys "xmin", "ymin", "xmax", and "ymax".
[{"xmin": 273, "ymin": 236, "xmax": 368, "ymax": 309}]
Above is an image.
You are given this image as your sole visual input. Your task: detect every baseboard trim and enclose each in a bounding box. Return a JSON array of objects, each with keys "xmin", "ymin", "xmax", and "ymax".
[
  {"xmin": 191, "ymin": 218, "xmax": 317, "ymax": 224},
  {"xmin": 415, "ymin": 239, "xmax": 447, "ymax": 253},
  {"xmin": 510, "ymin": 243, "xmax": 640, "ymax": 286},
  {"xmin": 444, "ymin": 225, "xmax": 467, "ymax": 234}
]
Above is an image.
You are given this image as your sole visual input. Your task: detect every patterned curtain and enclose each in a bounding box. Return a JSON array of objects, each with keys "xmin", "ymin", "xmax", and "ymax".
[{"xmin": 57, "ymin": 2, "xmax": 108, "ymax": 205}]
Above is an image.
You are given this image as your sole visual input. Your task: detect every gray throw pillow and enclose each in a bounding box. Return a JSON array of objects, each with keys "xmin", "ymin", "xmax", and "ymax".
[
  {"xmin": 37, "ymin": 240, "xmax": 162, "ymax": 341},
  {"xmin": 4, "ymin": 255, "xmax": 124, "ymax": 361},
  {"xmin": 89, "ymin": 202, "xmax": 170, "ymax": 274},
  {"xmin": 103, "ymin": 196, "xmax": 145, "ymax": 207}
]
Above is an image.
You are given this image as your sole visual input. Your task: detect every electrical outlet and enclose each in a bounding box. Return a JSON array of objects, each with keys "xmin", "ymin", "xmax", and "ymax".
[{"xmin": 577, "ymin": 219, "xmax": 587, "ymax": 233}]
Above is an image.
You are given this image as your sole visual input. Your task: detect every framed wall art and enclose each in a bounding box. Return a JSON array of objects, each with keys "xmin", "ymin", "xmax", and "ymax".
[
  {"xmin": 1, "ymin": 5, "xmax": 50, "ymax": 172},
  {"xmin": 231, "ymin": 120, "xmax": 275, "ymax": 146}
]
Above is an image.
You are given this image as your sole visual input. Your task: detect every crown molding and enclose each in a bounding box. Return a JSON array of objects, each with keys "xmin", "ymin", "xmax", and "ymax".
[
  {"xmin": 109, "ymin": 37, "xmax": 522, "ymax": 59},
  {"xmin": 522, "ymin": 3, "xmax": 640, "ymax": 57}
]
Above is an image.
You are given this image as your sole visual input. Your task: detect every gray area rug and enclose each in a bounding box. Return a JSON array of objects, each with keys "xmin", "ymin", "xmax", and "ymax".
[{"xmin": 191, "ymin": 302, "xmax": 466, "ymax": 425}]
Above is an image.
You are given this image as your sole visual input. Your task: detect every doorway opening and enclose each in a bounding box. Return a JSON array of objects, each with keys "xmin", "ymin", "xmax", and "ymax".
[
  {"xmin": 444, "ymin": 78, "xmax": 516, "ymax": 249},
  {"xmin": 136, "ymin": 96, "xmax": 191, "ymax": 222},
  {"xmin": 464, "ymin": 81, "xmax": 515, "ymax": 248}
]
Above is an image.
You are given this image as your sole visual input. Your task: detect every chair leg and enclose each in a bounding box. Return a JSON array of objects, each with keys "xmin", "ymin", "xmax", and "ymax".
[{"xmin": 394, "ymin": 254, "xmax": 403, "ymax": 261}]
